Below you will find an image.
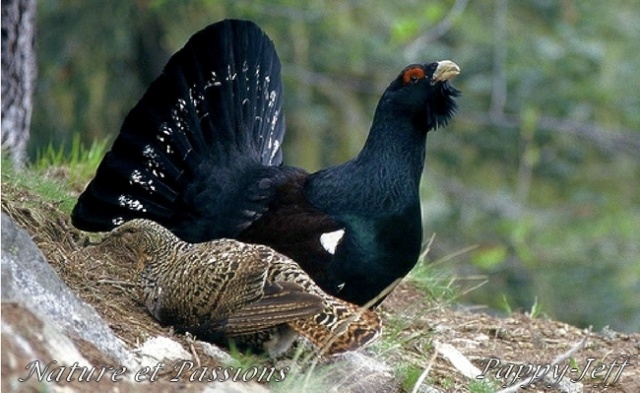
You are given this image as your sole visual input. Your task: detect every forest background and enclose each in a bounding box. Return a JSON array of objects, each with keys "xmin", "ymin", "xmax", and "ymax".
[{"xmin": 26, "ymin": 0, "xmax": 639, "ymax": 333}]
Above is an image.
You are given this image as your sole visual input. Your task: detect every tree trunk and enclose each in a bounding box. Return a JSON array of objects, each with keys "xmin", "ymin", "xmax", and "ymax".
[{"xmin": 1, "ymin": 0, "xmax": 37, "ymax": 169}]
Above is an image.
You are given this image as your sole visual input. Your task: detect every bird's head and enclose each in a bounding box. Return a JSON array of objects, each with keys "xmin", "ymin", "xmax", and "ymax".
[
  {"xmin": 381, "ymin": 60, "xmax": 461, "ymax": 132},
  {"xmin": 108, "ymin": 219, "xmax": 172, "ymax": 260}
]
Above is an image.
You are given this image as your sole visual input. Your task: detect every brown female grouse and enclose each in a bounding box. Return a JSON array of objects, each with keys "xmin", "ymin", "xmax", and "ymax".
[{"xmin": 108, "ymin": 219, "xmax": 381, "ymax": 356}]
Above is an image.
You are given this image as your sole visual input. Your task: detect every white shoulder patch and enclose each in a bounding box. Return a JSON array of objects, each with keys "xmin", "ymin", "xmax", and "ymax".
[{"xmin": 320, "ymin": 229, "xmax": 345, "ymax": 255}]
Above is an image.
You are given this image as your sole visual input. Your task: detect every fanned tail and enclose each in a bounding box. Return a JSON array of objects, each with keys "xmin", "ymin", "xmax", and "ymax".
[{"xmin": 72, "ymin": 20, "xmax": 285, "ymax": 236}]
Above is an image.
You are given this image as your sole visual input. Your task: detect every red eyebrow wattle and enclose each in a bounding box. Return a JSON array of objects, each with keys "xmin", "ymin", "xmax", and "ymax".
[{"xmin": 402, "ymin": 67, "xmax": 426, "ymax": 84}]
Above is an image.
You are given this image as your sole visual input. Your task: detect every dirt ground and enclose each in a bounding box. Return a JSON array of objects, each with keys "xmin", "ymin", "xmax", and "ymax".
[
  {"xmin": 381, "ymin": 284, "xmax": 639, "ymax": 392},
  {"xmin": 2, "ymin": 180, "xmax": 638, "ymax": 392}
]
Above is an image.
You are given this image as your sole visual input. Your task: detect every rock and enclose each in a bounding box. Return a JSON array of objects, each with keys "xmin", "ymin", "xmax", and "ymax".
[
  {"xmin": 2, "ymin": 303, "xmax": 91, "ymax": 368},
  {"xmin": 272, "ymin": 352, "xmax": 399, "ymax": 393},
  {"xmin": 202, "ymin": 382, "xmax": 270, "ymax": 393},
  {"xmin": 1, "ymin": 213, "xmax": 135, "ymax": 368},
  {"xmin": 337, "ymin": 352, "xmax": 400, "ymax": 393},
  {"xmin": 134, "ymin": 336, "xmax": 192, "ymax": 369},
  {"xmin": 197, "ymin": 341, "xmax": 235, "ymax": 364}
]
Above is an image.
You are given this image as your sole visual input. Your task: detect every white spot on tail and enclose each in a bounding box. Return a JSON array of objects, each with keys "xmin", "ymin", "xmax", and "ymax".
[
  {"xmin": 130, "ymin": 170, "xmax": 156, "ymax": 193},
  {"xmin": 268, "ymin": 140, "xmax": 280, "ymax": 164},
  {"xmin": 118, "ymin": 195, "xmax": 146, "ymax": 212},
  {"xmin": 320, "ymin": 229, "xmax": 345, "ymax": 255}
]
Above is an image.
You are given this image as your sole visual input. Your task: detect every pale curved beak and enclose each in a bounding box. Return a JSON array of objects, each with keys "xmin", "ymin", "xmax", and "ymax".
[{"xmin": 432, "ymin": 60, "xmax": 460, "ymax": 83}]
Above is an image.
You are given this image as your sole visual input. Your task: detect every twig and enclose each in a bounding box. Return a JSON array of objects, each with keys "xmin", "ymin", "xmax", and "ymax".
[
  {"xmin": 420, "ymin": 232, "xmax": 437, "ymax": 261},
  {"xmin": 436, "ymin": 341, "xmax": 482, "ymax": 379},
  {"xmin": 190, "ymin": 342, "xmax": 201, "ymax": 368},
  {"xmin": 551, "ymin": 328, "xmax": 591, "ymax": 365},
  {"xmin": 185, "ymin": 332, "xmax": 201, "ymax": 368},
  {"xmin": 463, "ymin": 111, "xmax": 640, "ymax": 157},
  {"xmin": 404, "ymin": 0, "xmax": 470, "ymax": 57},
  {"xmin": 431, "ymin": 244, "xmax": 479, "ymax": 267},
  {"xmin": 456, "ymin": 279, "xmax": 489, "ymax": 299},
  {"xmin": 96, "ymin": 279, "xmax": 135, "ymax": 287},
  {"xmin": 410, "ymin": 350, "xmax": 438, "ymax": 393}
]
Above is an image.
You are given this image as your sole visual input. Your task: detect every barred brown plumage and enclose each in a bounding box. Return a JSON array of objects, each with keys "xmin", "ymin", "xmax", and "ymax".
[{"xmin": 109, "ymin": 218, "xmax": 381, "ymax": 356}]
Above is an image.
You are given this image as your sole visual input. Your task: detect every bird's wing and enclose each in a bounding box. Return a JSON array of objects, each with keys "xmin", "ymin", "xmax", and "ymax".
[
  {"xmin": 222, "ymin": 281, "xmax": 324, "ymax": 336},
  {"xmin": 141, "ymin": 239, "xmax": 271, "ymax": 327}
]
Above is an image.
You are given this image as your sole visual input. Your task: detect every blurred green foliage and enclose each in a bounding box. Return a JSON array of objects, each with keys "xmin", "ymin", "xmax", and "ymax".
[{"xmin": 29, "ymin": 0, "xmax": 639, "ymax": 332}]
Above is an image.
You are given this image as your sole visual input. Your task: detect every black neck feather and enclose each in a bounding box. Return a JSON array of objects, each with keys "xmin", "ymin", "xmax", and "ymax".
[{"xmin": 306, "ymin": 103, "xmax": 428, "ymax": 217}]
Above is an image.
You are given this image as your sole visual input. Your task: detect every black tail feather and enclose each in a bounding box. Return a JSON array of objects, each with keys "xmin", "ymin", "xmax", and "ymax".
[{"xmin": 72, "ymin": 20, "xmax": 285, "ymax": 233}]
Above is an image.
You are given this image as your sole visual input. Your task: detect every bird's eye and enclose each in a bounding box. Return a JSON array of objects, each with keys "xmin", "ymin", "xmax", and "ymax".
[{"xmin": 402, "ymin": 66, "xmax": 426, "ymax": 85}]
